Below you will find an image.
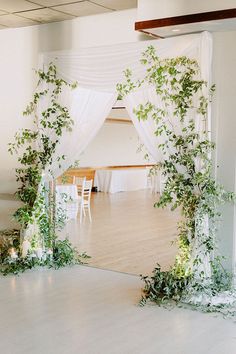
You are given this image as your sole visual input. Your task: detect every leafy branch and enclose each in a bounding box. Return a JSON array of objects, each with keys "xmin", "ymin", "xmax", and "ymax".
[
  {"xmin": 118, "ymin": 45, "xmax": 236, "ymax": 315},
  {"xmin": 1, "ymin": 63, "xmax": 88, "ymax": 275}
]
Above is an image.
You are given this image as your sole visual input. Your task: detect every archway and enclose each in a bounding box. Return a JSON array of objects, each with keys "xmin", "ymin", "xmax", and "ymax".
[{"xmin": 5, "ymin": 31, "xmax": 234, "ymax": 315}]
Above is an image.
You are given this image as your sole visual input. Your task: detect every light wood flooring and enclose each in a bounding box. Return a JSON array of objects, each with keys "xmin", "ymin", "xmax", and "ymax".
[{"xmin": 62, "ymin": 190, "xmax": 180, "ymax": 276}]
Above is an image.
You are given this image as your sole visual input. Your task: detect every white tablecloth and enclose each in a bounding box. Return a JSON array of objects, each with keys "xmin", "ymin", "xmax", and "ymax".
[
  {"xmin": 56, "ymin": 184, "xmax": 79, "ymax": 220},
  {"xmin": 94, "ymin": 168, "xmax": 149, "ymax": 193}
]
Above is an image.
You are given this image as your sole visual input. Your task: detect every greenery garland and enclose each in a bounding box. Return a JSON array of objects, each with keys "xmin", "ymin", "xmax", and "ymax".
[
  {"xmin": 0, "ymin": 63, "xmax": 89, "ymax": 275},
  {"xmin": 117, "ymin": 46, "xmax": 236, "ymax": 315}
]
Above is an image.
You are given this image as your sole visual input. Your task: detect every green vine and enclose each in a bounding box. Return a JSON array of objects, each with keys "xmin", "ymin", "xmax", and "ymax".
[
  {"xmin": 0, "ymin": 63, "xmax": 89, "ymax": 275},
  {"xmin": 117, "ymin": 46, "xmax": 236, "ymax": 314}
]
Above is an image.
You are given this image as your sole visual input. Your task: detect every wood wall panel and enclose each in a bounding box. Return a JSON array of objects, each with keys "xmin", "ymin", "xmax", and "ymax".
[
  {"xmin": 56, "ymin": 165, "xmax": 156, "ymax": 186},
  {"xmin": 57, "ymin": 168, "xmax": 96, "ymax": 185}
]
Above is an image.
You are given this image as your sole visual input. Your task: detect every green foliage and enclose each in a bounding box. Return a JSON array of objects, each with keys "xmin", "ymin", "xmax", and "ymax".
[
  {"xmin": 210, "ymin": 257, "xmax": 233, "ymax": 294},
  {"xmin": 1, "ymin": 63, "xmax": 89, "ymax": 276},
  {"xmin": 1, "ymin": 255, "xmax": 40, "ymax": 276},
  {"xmin": 118, "ymin": 45, "xmax": 236, "ymax": 314},
  {"xmin": 0, "ymin": 229, "xmax": 20, "ymax": 262},
  {"xmin": 51, "ymin": 239, "xmax": 90, "ymax": 269},
  {"xmin": 8, "ymin": 63, "xmax": 74, "ymax": 230},
  {"xmin": 0, "ymin": 234, "xmax": 90, "ymax": 276},
  {"xmin": 140, "ymin": 264, "xmax": 192, "ymax": 306}
]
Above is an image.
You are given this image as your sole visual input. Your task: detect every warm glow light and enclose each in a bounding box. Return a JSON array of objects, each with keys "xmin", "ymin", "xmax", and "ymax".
[{"xmin": 9, "ymin": 247, "xmax": 18, "ymax": 259}]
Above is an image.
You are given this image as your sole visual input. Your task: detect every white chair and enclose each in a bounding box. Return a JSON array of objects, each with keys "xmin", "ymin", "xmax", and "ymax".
[
  {"xmin": 73, "ymin": 176, "xmax": 86, "ymax": 197},
  {"xmin": 147, "ymin": 166, "xmax": 161, "ymax": 194},
  {"xmin": 146, "ymin": 166, "xmax": 152, "ymax": 189},
  {"xmin": 78, "ymin": 179, "xmax": 93, "ymax": 223}
]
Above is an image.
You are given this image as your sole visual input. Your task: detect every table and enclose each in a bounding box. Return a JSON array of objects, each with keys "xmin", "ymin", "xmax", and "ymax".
[
  {"xmin": 94, "ymin": 168, "xmax": 149, "ymax": 193},
  {"xmin": 56, "ymin": 184, "xmax": 79, "ymax": 220}
]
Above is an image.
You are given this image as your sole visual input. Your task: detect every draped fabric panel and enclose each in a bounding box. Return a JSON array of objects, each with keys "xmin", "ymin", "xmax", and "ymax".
[
  {"xmin": 40, "ymin": 31, "xmax": 212, "ymax": 181},
  {"xmin": 122, "ymin": 32, "xmax": 212, "ymax": 279},
  {"xmin": 41, "ymin": 32, "xmax": 211, "ymax": 92},
  {"xmin": 124, "ymin": 87, "xmax": 163, "ymax": 163},
  {"xmin": 124, "ymin": 31, "xmax": 212, "ymax": 165},
  {"xmin": 124, "ymin": 87, "xmax": 176, "ymax": 194},
  {"xmin": 43, "ymin": 87, "xmax": 116, "ymax": 179},
  {"xmin": 124, "ymin": 86, "xmax": 212, "ymax": 278}
]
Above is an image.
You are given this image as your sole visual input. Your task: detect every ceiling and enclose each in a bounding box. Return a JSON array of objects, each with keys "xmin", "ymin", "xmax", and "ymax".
[{"xmin": 0, "ymin": 0, "xmax": 137, "ymax": 30}]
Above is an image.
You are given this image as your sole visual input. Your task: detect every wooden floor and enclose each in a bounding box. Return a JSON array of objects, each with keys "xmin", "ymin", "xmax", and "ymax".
[
  {"xmin": 1, "ymin": 190, "xmax": 179, "ymax": 275},
  {"xmin": 62, "ymin": 190, "xmax": 179, "ymax": 275}
]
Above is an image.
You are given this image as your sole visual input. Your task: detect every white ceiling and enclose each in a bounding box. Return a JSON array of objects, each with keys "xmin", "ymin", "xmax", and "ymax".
[{"xmin": 0, "ymin": 0, "xmax": 137, "ymax": 29}]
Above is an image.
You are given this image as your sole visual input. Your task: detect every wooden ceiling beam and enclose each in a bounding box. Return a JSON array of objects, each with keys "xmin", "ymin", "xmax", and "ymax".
[{"xmin": 135, "ymin": 8, "xmax": 236, "ymax": 32}]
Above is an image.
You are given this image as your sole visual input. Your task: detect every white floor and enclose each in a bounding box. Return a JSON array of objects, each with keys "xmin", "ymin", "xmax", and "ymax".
[
  {"xmin": 1, "ymin": 193, "xmax": 236, "ymax": 354},
  {"xmin": 0, "ymin": 266, "xmax": 236, "ymax": 354}
]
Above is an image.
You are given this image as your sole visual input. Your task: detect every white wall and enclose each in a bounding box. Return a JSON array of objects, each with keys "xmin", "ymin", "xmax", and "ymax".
[
  {"xmin": 211, "ymin": 31, "xmax": 236, "ymax": 270},
  {"xmin": 79, "ymin": 122, "xmax": 153, "ymax": 167},
  {"xmin": 78, "ymin": 106, "xmax": 153, "ymax": 167},
  {"xmin": 0, "ymin": 27, "xmax": 39, "ymax": 194},
  {"xmin": 0, "ymin": 9, "xmax": 146, "ymax": 194},
  {"xmin": 37, "ymin": 8, "xmax": 141, "ymax": 52},
  {"xmin": 137, "ymin": 0, "xmax": 236, "ymax": 20}
]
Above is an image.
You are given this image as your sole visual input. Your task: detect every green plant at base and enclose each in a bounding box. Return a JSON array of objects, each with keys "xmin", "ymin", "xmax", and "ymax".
[
  {"xmin": 117, "ymin": 46, "xmax": 236, "ymax": 316},
  {"xmin": 0, "ymin": 229, "xmax": 21, "ymax": 262},
  {"xmin": 0, "ymin": 234, "xmax": 90, "ymax": 276},
  {"xmin": 50, "ymin": 239, "xmax": 90, "ymax": 269},
  {"xmin": 140, "ymin": 264, "xmax": 192, "ymax": 306}
]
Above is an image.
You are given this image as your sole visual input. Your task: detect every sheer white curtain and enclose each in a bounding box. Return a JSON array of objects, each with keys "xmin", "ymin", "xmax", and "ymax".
[
  {"xmin": 123, "ymin": 32, "xmax": 213, "ymax": 278},
  {"xmin": 41, "ymin": 32, "xmax": 207, "ymax": 92},
  {"xmin": 125, "ymin": 86, "xmax": 212, "ymax": 278},
  {"xmin": 124, "ymin": 86, "xmax": 177, "ymax": 193},
  {"xmin": 124, "ymin": 87, "xmax": 163, "ymax": 163},
  {"xmin": 43, "ymin": 86, "xmax": 115, "ymax": 179},
  {"xmin": 40, "ymin": 31, "xmax": 212, "ymax": 176},
  {"xmin": 124, "ymin": 32, "xmax": 212, "ymax": 163}
]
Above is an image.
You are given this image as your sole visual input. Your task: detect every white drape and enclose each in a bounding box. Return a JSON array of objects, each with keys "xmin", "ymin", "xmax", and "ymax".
[
  {"xmin": 124, "ymin": 87, "xmax": 212, "ymax": 278},
  {"xmin": 124, "ymin": 31, "xmax": 212, "ymax": 164},
  {"xmin": 122, "ymin": 32, "xmax": 212, "ymax": 279},
  {"xmin": 124, "ymin": 88, "xmax": 163, "ymax": 163},
  {"xmin": 41, "ymin": 32, "xmax": 211, "ymax": 92},
  {"xmin": 43, "ymin": 87, "xmax": 115, "ymax": 179},
  {"xmin": 40, "ymin": 31, "xmax": 212, "ymax": 180}
]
